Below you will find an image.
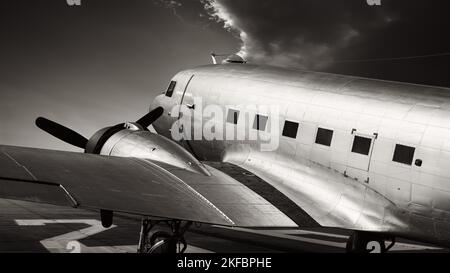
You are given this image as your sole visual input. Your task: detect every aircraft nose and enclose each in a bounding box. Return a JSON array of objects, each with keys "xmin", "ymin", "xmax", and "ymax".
[
  {"xmin": 149, "ymin": 94, "xmax": 173, "ymax": 136},
  {"xmin": 150, "ymin": 93, "xmax": 166, "ymax": 113}
]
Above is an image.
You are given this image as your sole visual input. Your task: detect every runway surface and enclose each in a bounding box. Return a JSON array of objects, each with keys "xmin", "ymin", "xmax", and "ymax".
[{"xmin": 0, "ymin": 198, "xmax": 448, "ymax": 253}]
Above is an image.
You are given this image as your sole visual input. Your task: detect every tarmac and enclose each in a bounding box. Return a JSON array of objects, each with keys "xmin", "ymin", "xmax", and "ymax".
[{"xmin": 0, "ymin": 198, "xmax": 447, "ymax": 253}]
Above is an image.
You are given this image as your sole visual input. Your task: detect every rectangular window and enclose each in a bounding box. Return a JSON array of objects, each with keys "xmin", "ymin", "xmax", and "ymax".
[
  {"xmin": 315, "ymin": 127, "xmax": 334, "ymax": 146},
  {"xmin": 351, "ymin": 136, "xmax": 372, "ymax": 155},
  {"xmin": 165, "ymin": 81, "xmax": 176, "ymax": 97},
  {"xmin": 392, "ymin": 144, "xmax": 415, "ymax": 165},
  {"xmin": 253, "ymin": 114, "xmax": 269, "ymax": 131},
  {"xmin": 282, "ymin": 120, "xmax": 299, "ymax": 139},
  {"xmin": 227, "ymin": 109, "xmax": 240, "ymax": 124}
]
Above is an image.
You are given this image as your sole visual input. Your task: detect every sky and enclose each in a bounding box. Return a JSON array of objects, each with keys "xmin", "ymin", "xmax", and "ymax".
[
  {"xmin": 0, "ymin": 0, "xmax": 240, "ymax": 150},
  {"xmin": 1, "ymin": 0, "xmax": 450, "ymax": 151}
]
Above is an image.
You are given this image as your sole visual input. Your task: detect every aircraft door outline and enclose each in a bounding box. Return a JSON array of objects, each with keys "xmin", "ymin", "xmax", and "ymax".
[{"xmin": 346, "ymin": 129, "xmax": 378, "ymax": 180}]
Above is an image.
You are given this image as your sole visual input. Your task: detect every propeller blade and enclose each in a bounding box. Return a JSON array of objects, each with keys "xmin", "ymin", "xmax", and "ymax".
[
  {"xmin": 36, "ymin": 117, "xmax": 88, "ymax": 149},
  {"xmin": 136, "ymin": 107, "xmax": 164, "ymax": 128}
]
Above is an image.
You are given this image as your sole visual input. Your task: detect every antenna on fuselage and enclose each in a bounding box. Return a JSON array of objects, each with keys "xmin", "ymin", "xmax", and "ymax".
[{"xmin": 210, "ymin": 52, "xmax": 246, "ymax": 64}]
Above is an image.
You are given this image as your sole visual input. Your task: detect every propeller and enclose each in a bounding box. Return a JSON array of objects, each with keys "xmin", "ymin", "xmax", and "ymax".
[
  {"xmin": 36, "ymin": 107, "xmax": 165, "ymax": 149},
  {"xmin": 36, "ymin": 117, "xmax": 88, "ymax": 149},
  {"xmin": 136, "ymin": 107, "xmax": 164, "ymax": 128}
]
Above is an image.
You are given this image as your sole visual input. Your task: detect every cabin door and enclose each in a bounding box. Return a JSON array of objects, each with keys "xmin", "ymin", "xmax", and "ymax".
[{"xmin": 345, "ymin": 130, "xmax": 378, "ymax": 182}]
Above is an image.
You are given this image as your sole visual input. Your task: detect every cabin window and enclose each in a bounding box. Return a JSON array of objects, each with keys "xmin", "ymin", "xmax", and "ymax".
[
  {"xmin": 253, "ymin": 114, "xmax": 269, "ymax": 131},
  {"xmin": 392, "ymin": 144, "xmax": 415, "ymax": 165},
  {"xmin": 282, "ymin": 120, "xmax": 299, "ymax": 139},
  {"xmin": 165, "ymin": 81, "xmax": 176, "ymax": 97},
  {"xmin": 351, "ymin": 136, "xmax": 372, "ymax": 155},
  {"xmin": 315, "ymin": 128, "xmax": 333, "ymax": 146},
  {"xmin": 227, "ymin": 109, "xmax": 240, "ymax": 124}
]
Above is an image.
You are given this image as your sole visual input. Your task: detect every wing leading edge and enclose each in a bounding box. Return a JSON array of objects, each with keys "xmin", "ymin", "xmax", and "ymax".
[{"xmin": 0, "ymin": 145, "xmax": 296, "ymax": 227}]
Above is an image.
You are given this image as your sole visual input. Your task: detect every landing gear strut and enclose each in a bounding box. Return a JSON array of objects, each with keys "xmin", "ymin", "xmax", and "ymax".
[
  {"xmin": 346, "ymin": 231, "xmax": 395, "ymax": 253},
  {"xmin": 137, "ymin": 219, "xmax": 192, "ymax": 253}
]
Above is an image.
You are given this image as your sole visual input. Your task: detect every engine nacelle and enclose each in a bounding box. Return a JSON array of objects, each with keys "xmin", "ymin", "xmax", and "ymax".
[{"xmin": 86, "ymin": 123, "xmax": 210, "ymax": 176}]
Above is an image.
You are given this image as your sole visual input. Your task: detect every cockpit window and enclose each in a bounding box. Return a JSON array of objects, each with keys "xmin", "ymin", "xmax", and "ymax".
[{"xmin": 165, "ymin": 81, "xmax": 176, "ymax": 97}]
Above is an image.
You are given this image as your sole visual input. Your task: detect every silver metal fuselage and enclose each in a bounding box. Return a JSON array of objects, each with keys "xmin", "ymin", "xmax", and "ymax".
[{"xmin": 151, "ymin": 64, "xmax": 450, "ymax": 247}]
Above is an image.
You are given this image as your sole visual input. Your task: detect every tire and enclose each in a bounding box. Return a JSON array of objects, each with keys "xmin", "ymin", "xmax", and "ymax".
[{"xmin": 149, "ymin": 231, "xmax": 176, "ymax": 253}]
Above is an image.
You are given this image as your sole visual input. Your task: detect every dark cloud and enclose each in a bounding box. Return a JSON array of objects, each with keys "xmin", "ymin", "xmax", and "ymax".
[{"xmin": 200, "ymin": 0, "xmax": 450, "ymax": 86}]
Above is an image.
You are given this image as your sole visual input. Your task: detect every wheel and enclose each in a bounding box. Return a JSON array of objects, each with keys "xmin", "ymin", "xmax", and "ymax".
[
  {"xmin": 138, "ymin": 230, "xmax": 171, "ymax": 253},
  {"xmin": 149, "ymin": 231, "xmax": 175, "ymax": 253},
  {"xmin": 148, "ymin": 231, "xmax": 187, "ymax": 253},
  {"xmin": 137, "ymin": 220, "xmax": 191, "ymax": 254}
]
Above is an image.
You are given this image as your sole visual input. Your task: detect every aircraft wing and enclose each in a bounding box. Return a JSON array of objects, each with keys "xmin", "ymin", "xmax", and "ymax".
[{"xmin": 0, "ymin": 145, "xmax": 296, "ymax": 227}]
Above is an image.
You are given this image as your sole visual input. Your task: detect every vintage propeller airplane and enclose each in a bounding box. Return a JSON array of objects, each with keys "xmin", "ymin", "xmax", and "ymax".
[{"xmin": 1, "ymin": 55, "xmax": 450, "ymax": 253}]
